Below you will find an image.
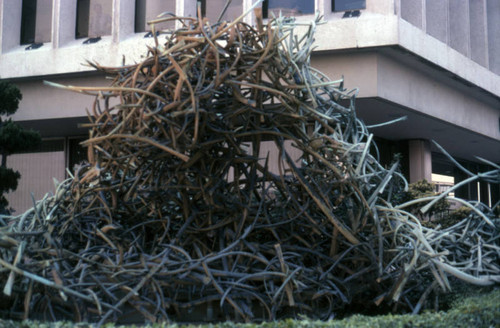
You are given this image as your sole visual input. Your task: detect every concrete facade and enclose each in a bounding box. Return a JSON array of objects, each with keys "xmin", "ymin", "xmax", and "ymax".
[{"xmin": 1, "ymin": 0, "xmax": 499, "ymax": 212}]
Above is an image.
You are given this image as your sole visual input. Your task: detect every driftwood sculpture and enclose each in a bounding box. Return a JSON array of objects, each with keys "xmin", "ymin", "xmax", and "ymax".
[{"xmin": 0, "ymin": 9, "xmax": 499, "ymax": 325}]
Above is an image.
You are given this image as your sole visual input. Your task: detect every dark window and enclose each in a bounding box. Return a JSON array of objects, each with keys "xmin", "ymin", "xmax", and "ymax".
[
  {"xmin": 68, "ymin": 137, "xmax": 88, "ymax": 174},
  {"xmin": 332, "ymin": 0, "xmax": 366, "ymax": 12},
  {"xmin": 76, "ymin": 0, "xmax": 90, "ymax": 38},
  {"xmin": 135, "ymin": 0, "xmax": 176, "ymax": 33},
  {"xmin": 135, "ymin": 0, "xmax": 147, "ymax": 32},
  {"xmin": 21, "ymin": 0, "xmax": 37, "ymax": 44},
  {"xmin": 263, "ymin": 0, "xmax": 314, "ymax": 19}
]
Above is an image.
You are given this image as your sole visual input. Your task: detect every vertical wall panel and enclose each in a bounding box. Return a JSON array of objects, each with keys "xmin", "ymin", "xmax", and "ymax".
[
  {"xmin": 205, "ymin": 0, "xmax": 242, "ymax": 23},
  {"xmin": 487, "ymin": 0, "xmax": 500, "ymax": 74},
  {"xmin": 1, "ymin": 1, "xmax": 23, "ymax": 52},
  {"xmin": 5, "ymin": 152, "xmax": 66, "ymax": 214},
  {"xmin": 469, "ymin": 0, "xmax": 487, "ymax": 67},
  {"xmin": 448, "ymin": 0, "xmax": 468, "ymax": 56},
  {"xmin": 400, "ymin": 0, "xmax": 422, "ymax": 28},
  {"xmin": 35, "ymin": 0, "xmax": 53, "ymax": 42},
  {"xmin": 135, "ymin": 0, "xmax": 175, "ymax": 32},
  {"xmin": 426, "ymin": 0, "xmax": 448, "ymax": 43},
  {"xmin": 88, "ymin": 0, "xmax": 112, "ymax": 37}
]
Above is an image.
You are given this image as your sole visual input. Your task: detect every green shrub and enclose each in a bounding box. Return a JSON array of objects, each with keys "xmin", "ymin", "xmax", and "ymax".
[{"xmin": 400, "ymin": 180, "xmax": 449, "ymax": 225}]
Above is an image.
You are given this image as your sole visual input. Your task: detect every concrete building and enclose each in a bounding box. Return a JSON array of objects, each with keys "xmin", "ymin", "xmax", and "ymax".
[{"xmin": 0, "ymin": 0, "xmax": 499, "ymax": 212}]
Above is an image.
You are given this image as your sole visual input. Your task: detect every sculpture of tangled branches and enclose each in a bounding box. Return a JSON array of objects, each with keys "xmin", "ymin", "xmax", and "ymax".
[{"xmin": 0, "ymin": 7, "xmax": 498, "ymax": 325}]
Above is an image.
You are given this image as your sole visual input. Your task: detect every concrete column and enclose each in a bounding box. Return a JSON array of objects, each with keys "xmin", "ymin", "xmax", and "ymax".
[
  {"xmin": 177, "ymin": 0, "xmax": 197, "ymax": 18},
  {"xmin": 176, "ymin": 0, "xmax": 197, "ymax": 29},
  {"xmin": 319, "ymin": 0, "xmax": 331, "ymax": 16},
  {"xmin": 243, "ymin": 0, "xmax": 259, "ymax": 25},
  {"xmin": 112, "ymin": 0, "xmax": 134, "ymax": 42},
  {"xmin": 0, "ymin": 1, "xmax": 22, "ymax": 53},
  {"xmin": 88, "ymin": 0, "xmax": 113, "ymax": 38},
  {"xmin": 408, "ymin": 139, "xmax": 432, "ymax": 183},
  {"xmin": 36, "ymin": 0, "xmax": 53, "ymax": 43},
  {"xmin": 52, "ymin": 0, "xmax": 77, "ymax": 48}
]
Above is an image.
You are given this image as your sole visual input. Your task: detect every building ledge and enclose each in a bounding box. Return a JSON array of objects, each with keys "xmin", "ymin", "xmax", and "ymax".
[{"xmin": 397, "ymin": 18, "xmax": 500, "ymax": 99}]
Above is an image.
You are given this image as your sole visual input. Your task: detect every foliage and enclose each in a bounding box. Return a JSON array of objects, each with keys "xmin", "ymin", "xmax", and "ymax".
[
  {"xmin": 435, "ymin": 206, "xmax": 473, "ymax": 228},
  {"xmin": 0, "ymin": 81, "xmax": 22, "ymax": 116},
  {"xmin": 400, "ymin": 180, "xmax": 449, "ymax": 220},
  {"xmin": 0, "ymin": 82, "xmax": 41, "ymax": 214},
  {"xmin": 0, "ymin": 167, "xmax": 21, "ymax": 210},
  {"xmin": 0, "ymin": 120, "xmax": 41, "ymax": 156}
]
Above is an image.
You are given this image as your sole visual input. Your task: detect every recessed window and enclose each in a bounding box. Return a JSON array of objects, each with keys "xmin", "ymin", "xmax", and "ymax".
[
  {"xmin": 332, "ymin": 0, "xmax": 366, "ymax": 12},
  {"xmin": 199, "ymin": 0, "xmax": 242, "ymax": 23},
  {"xmin": 135, "ymin": 0, "xmax": 176, "ymax": 33},
  {"xmin": 76, "ymin": 0, "xmax": 112, "ymax": 39},
  {"xmin": 263, "ymin": 0, "xmax": 314, "ymax": 19},
  {"xmin": 20, "ymin": 0, "xmax": 52, "ymax": 45}
]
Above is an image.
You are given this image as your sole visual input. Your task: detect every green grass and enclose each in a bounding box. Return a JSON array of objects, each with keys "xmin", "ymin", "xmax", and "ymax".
[{"xmin": 1, "ymin": 287, "xmax": 498, "ymax": 328}]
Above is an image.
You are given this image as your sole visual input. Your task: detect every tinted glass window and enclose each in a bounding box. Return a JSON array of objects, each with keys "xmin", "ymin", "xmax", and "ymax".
[
  {"xmin": 333, "ymin": 0, "xmax": 365, "ymax": 11},
  {"xmin": 21, "ymin": 0, "xmax": 37, "ymax": 44},
  {"xmin": 265, "ymin": 0, "xmax": 314, "ymax": 18}
]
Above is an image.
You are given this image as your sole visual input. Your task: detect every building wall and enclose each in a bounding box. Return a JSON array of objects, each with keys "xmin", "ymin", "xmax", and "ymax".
[
  {"xmin": 376, "ymin": 53, "xmax": 500, "ymax": 141},
  {"xmin": 399, "ymin": 0, "xmax": 500, "ymax": 75},
  {"xmin": 5, "ymin": 151, "xmax": 66, "ymax": 214},
  {"xmin": 10, "ymin": 75, "xmax": 107, "ymax": 122},
  {"xmin": 311, "ymin": 52, "xmax": 379, "ymax": 98}
]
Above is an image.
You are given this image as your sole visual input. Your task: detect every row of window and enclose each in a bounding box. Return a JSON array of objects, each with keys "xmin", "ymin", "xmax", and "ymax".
[{"xmin": 20, "ymin": 0, "xmax": 366, "ymax": 45}]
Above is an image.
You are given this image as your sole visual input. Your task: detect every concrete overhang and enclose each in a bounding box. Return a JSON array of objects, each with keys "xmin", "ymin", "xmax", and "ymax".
[
  {"xmin": 311, "ymin": 47, "xmax": 500, "ymax": 165},
  {"xmin": 355, "ymin": 97, "xmax": 500, "ymax": 164}
]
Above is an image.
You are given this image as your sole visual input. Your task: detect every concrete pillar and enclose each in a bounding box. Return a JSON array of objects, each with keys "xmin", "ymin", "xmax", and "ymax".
[
  {"xmin": 176, "ymin": 0, "xmax": 197, "ymax": 18},
  {"xmin": 176, "ymin": 0, "xmax": 197, "ymax": 29},
  {"xmin": 35, "ymin": 0, "xmax": 53, "ymax": 43},
  {"xmin": 88, "ymin": 0, "xmax": 113, "ymax": 38},
  {"xmin": 0, "ymin": 1, "xmax": 22, "ymax": 53},
  {"xmin": 408, "ymin": 139, "xmax": 432, "ymax": 183},
  {"xmin": 243, "ymin": 0, "xmax": 258, "ymax": 25},
  {"xmin": 52, "ymin": 0, "xmax": 77, "ymax": 48},
  {"xmin": 112, "ymin": 0, "xmax": 134, "ymax": 42}
]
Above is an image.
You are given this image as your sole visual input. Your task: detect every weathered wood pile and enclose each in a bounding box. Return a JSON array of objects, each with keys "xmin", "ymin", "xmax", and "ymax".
[{"xmin": 0, "ymin": 9, "xmax": 499, "ymax": 325}]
